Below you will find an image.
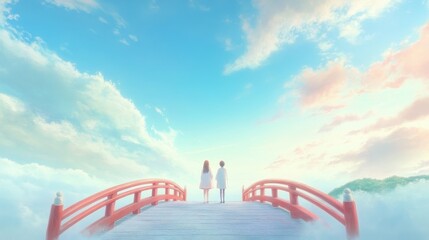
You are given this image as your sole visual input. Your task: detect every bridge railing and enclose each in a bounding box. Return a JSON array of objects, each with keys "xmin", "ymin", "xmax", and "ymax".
[
  {"xmin": 242, "ymin": 179, "xmax": 359, "ymax": 239},
  {"xmin": 46, "ymin": 178, "xmax": 186, "ymax": 240}
]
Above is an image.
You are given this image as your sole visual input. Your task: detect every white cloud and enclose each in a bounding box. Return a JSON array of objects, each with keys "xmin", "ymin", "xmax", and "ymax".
[
  {"xmin": 98, "ymin": 16, "xmax": 107, "ymax": 24},
  {"xmin": 44, "ymin": 0, "xmax": 128, "ymax": 39},
  {"xmin": 110, "ymin": 10, "xmax": 126, "ymax": 28},
  {"xmin": 318, "ymin": 41, "xmax": 333, "ymax": 52},
  {"xmin": 149, "ymin": 0, "xmax": 160, "ymax": 11},
  {"xmin": 155, "ymin": 107, "xmax": 164, "ymax": 116},
  {"xmin": 224, "ymin": 0, "xmax": 399, "ymax": 74},
  {"xmin": 120, "ymin": 38, "xmax": 129, "ymax": 45},
  {"xmin": 0, "ymin": 94, "xmax": 152, "ymax": 180},
  {"xmin": 224, "ymin": 38, "xmax": 233, "ymax": 51},
  {"xmin": 0, "ymin": 19, "xmax": 183, "ymax": 179},
  {"xmin": 0, "ymin": 158, "xmax": 109, "ymax": 240},
  {"xmin": 188, "ymin": 0, "xmax": 210, "ymax": 12},
  {"xmin": 339, "ymin": 20, "xmax": 362, "ymax": 42},
  {"xmin": 0, "ymin": 4, "xmax": 189, "ymax": 237},
  {"xmin": 44, "ymin": 0, "xmax": 100, "ymax": 13},
  {"xmin": 300, "ymin": 181, "xmax": 429, "ymax": 239},
  {"xmin": 129, "ymin": 34, "xmax": 138, "ymax": 42}
]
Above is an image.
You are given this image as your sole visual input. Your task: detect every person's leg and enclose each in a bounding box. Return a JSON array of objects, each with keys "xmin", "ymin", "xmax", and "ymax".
[
  {"xmin": 203, "ymin": 189, "xmax": 207, "ymax": 203},
  {"xmin": 222, "ymin": 189, "xmax": 225, "ymax": 203},
  {"xmin": 207, "ymin": 189, "xmax": 210, "ymax": 203}
]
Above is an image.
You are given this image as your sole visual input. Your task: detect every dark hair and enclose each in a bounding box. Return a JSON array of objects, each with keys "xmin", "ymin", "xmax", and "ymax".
[
  {"xmin": 202, "ymin": 160, "xmax": 210, "ymax": 173},
  {"xmin": 219, "ymin": 160, "xmax": 225, "ymax": 167}
]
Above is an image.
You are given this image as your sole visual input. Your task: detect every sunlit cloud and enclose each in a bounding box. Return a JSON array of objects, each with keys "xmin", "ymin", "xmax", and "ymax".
[
  {"xmin": 0, "ymin": 19, "xmax": 182, "ymax": 179},
  {"xmin": 294, "ymin": 60, "xmax": 359, "ymax": 109},
  {"xmin": 268, "ymin": 22, "xmax": 429, "ymax": 182},
  {"xmin": 342, "ymin": 127, "xmax": 429, "ymax": 178},
  {"xmin": 363, "ymin": 23, "xmax": 429, "ymax": 91},
  {"xmin": 358, "ymin": 96, "xmax": 429, "ymax": 134},
  {"xmin": 224, "ymin": 0, "xmax": 399, "ymax": 74},
  {"xmin": 319, "ymin": 112, "xmax": 372, "ymax": 132}
]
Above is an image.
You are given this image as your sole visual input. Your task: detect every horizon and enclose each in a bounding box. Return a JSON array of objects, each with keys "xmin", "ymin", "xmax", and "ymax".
[{"xmin": 1, "ymin": 1, "xmax": 429, "ymax": 239}]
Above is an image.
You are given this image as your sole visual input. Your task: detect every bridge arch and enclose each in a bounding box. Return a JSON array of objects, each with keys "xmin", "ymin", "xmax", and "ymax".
[
  {"xmin": 46, "ymin": 178, "xmax": 186, "ymax": 240},
  {"xmin": 243, "ymin": 179, "xmax": 359, "ymax": 239},
  {"xmin": 46, "ymin": 178, "xmax": 358, "ymax": 239}
]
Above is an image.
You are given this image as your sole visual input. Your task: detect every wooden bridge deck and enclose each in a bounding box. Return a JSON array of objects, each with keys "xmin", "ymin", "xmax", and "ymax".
[{"xmin": 99, "ymin": 201, "xmax": 303, "ymax": 240}]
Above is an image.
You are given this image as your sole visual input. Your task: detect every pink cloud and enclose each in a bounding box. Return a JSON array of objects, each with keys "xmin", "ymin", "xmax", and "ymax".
[
  {"xmin": 265, "ymin": 156, "xmax": 290, "ymax": 170},
  {"xmin": 287, "ymin": 22, "xmax": 429, "ymax": 112},
  {"xmin": 319, "ymin": 104, "xmax": 346, "ymax": 113},
  {"xmin": 265, "ymin": 141, "xmax": 324, "ymax": 170},
  {"xmin": 256, "ymin": 109, "xmax": 285, "ymax": 125},
  {"xmin": 344, "ymin": 127, "xmax": 429, "ymax": 178},
  {"xmin": 359, "ymin": 96, "xmax": 429, "ymax": 133},
  {"xmin": 297, "ymin": 61, "xmax": 349, "ymax": 108},
  {"xmin": 364, "ymin": 23, "xmax": 429, "ymax": 90},
  {"xmin": 290, "ymin": 60, "xmax": 361, "ymax": 111},
  {"xmin": 319, "ymin": 111, "xmax": 372, "ymax": 132}
]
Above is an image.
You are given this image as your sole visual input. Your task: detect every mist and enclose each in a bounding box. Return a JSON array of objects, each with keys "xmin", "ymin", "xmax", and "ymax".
[
  {"xmin": 2, "ymin": 167, "xmax": 428, "ymax": 240},
  {"xmin": 299, "ymin": 180, "xmax": 429, "ymax": 239}
]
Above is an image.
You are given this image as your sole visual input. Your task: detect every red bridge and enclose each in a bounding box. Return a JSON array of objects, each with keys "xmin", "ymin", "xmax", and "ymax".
[{"xmin": 46, "ymin": 178, "xmax": 359, "ymax": 239}]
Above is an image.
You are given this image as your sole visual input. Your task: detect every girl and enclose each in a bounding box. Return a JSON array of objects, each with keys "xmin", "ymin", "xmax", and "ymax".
[
  {"xmin": 216, "ymin": 160, "xmax": 228, "ymax": 203},
  {"xmin": 199, "ymin": 160, "xmax": 213, "ymax": 203}
]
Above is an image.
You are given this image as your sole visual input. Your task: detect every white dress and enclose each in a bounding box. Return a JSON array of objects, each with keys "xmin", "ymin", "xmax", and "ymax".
[
  {"xmin": 199, "ymin": 170, "xmax": 213, "ymax": 189},
  {"xmin": 216, "ymin": 168, "xmax": 227, "ymax": 189}
]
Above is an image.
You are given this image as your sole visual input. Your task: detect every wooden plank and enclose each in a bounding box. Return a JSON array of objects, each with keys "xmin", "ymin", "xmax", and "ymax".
[{"xmin": 99, "ymin": 201, "xmax": 303, "ymax": 239}]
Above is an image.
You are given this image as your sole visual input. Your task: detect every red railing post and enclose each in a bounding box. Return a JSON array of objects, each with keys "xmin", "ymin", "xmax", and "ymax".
[
  {"xmin": 289, "ymin": 185, "xmax": 299, "ymax": 218},
  {"xmin": 133, "ymin": 191, "xmax": 141, "ymax": 214},
  {"xmin": 260, "ymin": 184, "xmax": 265, "ymax": 203},
  {"xmin": 105, "ymin": 193, "xmax": 116, "ymax": 217},
  {"xmin": 173, "ymin": 189, "xmax": 178, "ymax": 201},
  {"xmin": 104, "ymin": 192, "xmax": 117, "ymax": 229},
  {"xmin": 152, "ymin": 182, "xmax": 159, "ymax": 206},
  {"xmin": 46, "ymin": 192, "xmax": 63, "ymax": 240},
  {"xmin": 45, "ymin": 179, "xmax": 186, "ymax": 239},
  {"xmin": 165, "ymin": 183, "xmax": 170, "ymax": 201},
  {"xmin": 271, "ymin": 188, "xmax": 278, "ymax": 207},
  {"xmin": 343, "ymin": 189, "xmax": 359, "ymax": 239},
  {"xmin": 183, "ymin": 187, "xmax": 187, "ymax": 201},
  {"xmin": 243, "ymin": 179, "xmax": 360, "ymax": 240}
]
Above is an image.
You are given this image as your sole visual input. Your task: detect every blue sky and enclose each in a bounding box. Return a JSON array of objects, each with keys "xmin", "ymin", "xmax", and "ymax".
[{"xmin": 1, "ymin": 0, "xmax": 429, "ymax": 238}]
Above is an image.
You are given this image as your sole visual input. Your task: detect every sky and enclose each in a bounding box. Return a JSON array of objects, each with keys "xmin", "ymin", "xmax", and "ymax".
[{"xmin": 1, "ymin": 0, "xmax": 429, "ymax": 239}]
